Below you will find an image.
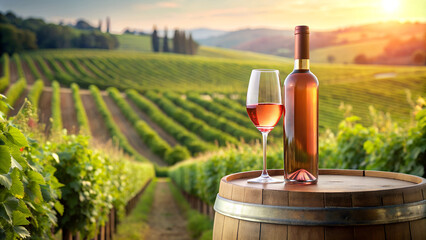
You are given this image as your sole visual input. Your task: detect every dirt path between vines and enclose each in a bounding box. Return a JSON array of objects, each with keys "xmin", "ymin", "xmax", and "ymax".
[
  {"xmin": 146, "ymin": 179, "xmax": 190, "ymax": 240},
  {"xmin": 103, "ymin": 95, "xmax": 166, "ymax": 166},
  {"xmin": 38, "ymin": 89, "xmax": 52, "ymax": 135},
  {"xmin": 60, "ymin": 88, "xmax": 79, "ymax": 134},
  {"xmin": 80, "ymin": 91, "xmax": 111, "ymax": 143},
  {"xmin": 34, "ymin": 61, "xmax": 51, "ymax": 86},
  {"xmin": 22, "ymin": 60, "xmax": 35, "ymax": 85},
  {"xmin": 10, "ymin": 61, "xmax": 18, "ymax": 84}
]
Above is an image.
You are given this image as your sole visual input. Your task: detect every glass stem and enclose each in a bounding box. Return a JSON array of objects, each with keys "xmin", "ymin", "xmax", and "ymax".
[{"xmin": 261, "ymin": 131, "xmax": 269, "ymax": 177}]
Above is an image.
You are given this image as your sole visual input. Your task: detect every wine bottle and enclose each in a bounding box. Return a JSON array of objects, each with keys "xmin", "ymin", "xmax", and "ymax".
[{"xmin": 283, "ymin": 25, "xmax": 319, "ymax": 184}]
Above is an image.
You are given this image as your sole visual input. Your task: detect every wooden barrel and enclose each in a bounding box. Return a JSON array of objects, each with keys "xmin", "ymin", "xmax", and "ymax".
[{"xmin": 213, "ymin": 169, "xmax": 426, "ymax": 240}]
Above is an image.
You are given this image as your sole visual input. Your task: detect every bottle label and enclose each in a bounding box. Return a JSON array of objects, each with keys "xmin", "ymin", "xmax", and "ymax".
[{"xmin": 294, "ymin": 59, "xmax": 310, "ymax": 70}]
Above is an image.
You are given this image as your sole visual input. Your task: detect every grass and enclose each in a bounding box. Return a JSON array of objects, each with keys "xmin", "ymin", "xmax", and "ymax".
[
  {"xmin": 310, "ymin": 39, "xmax": 388, "ymax": 63},
  {"xmin": 114, "ymin": 179, "xmax": 157, "ymax": 240},
  {"xmin": 115, "ymin": 33, "xmax": 291, "ymax": 62},
  {"xmin": 198, "ymin": 45, "xmax": 291, "ymax": 62},
  {"xmin": 168, "ymin": 180, "xmax": 213, "ymax": 240}
]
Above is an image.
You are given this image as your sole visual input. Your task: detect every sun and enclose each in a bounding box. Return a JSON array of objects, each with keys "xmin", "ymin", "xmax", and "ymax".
[{"xmin": 382, "ymin": 0, "xmax": 399, "ymax": 13}]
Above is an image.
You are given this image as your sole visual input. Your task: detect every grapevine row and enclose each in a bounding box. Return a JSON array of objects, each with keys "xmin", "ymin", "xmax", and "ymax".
[
  {"xmin": 0, "ymin": 54, "xmax": 10, "ymax": 92},
  {"xmin": 144, "ymin": 91, "xmax": 239, "ymax": 146},
  {"xmin": 89, "ymin": 85, "xmax": 148, "ymax": 162},
  {"xmin": 70, "ymin": 83, "xmax": 91, "ymax": 135},
  {"xmin": 126, "ymin": 89, "xmax": 214, "ymax": 154},
  {"xmin": 164, "ymin": 91, "xmax": 259, "ymax": 142},
  {"xmin": 107, "ymin": 87, "xmax": 189, "ymax": 164},
  {"xmin": 27, "ymin": 79, "xmax": 44, "ymax": 109},
  {"xmin": 51, "ymin": 81, "xmax": 62, "ymax": 132}
]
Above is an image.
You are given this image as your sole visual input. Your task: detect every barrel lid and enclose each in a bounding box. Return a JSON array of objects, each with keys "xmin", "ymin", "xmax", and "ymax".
[{"xmin": 223, "ymin": 169, "xmax": 424, "ymax": 193}]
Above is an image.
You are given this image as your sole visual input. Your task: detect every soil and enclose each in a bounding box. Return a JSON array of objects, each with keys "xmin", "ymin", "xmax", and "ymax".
[
  {"xmin": 34, "ymin": 61, "xmax": 51, "ymax": 86},
  {"xmin": 126, "ymin": 96, "xmax": 178, "ymax": 147},
  {"xmin": 60, "ymin": 88, "xmax": 79, "ymax": 134},
  {"xmin": 7, "ymin": 89, "xmax": 28, "ymax": 117},
  {"xmin": 9, "ymin": 61, "xmax": 18, "ymax": 84},
  {"xmin": 80, "ymin": 90, "xmax": 111, "ymax": 143},
  {"xmin": 146, "ymin": 179, "xmax": 190, "ymax": 240},
  {"xmin": 21, "ymin": 61, "xmax": 35, "ymax": 85},
  {"xmin": 102, "ymin": 95, "xmax": 166, "ymax": 166},
  {"xmin": 38, "ymin": 89, "xmax": 52, "ymax": 135}
]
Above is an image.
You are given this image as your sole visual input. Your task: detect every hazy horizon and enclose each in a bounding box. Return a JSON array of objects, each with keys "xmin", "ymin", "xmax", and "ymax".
[{"xmin": 1, "ymin": 0, "xmax": 425, "ymax": 34}]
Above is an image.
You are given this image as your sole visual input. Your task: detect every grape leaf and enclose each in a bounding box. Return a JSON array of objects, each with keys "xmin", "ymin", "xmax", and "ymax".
[
  {"xmin": 10, "ymin": 168, "xmax": 24, "ymax": 199},
  {"xmin": 28, "ymin": 171, "xmax": 45, "ymax": 185},
  {"xmin": 0, "ymin": 146, "xmax": 11, "ymax": 174},
  {"xmin": 11, "ymin": 157, "xmax": 22, "ymax": 171},
  {"xmin": 13, "ymin": 226, "xmax": 30, "ymax": 238},
  {"xmin": 17, "ymin": 200, "xmax": 31, "ymax": 217},
  {"xmin": 13, "ymin": 211, "xmax": 30, "ymax": 226},
  {"xmin": 0, "ymin": 174, "xmax": 12, "ymax": 189},
  {"xmin": 10, "ymin": 148, "xmax": 27, "ymax": 169},
  {"xmin": 54, "ymin": 201, "xmax": 64, "ymax": 216},
  {"xmin": 0, "ymin": 196, "xmax": 19, "ymax": 224},
  {"xmin": 6, "ymin": 127, "xmax": 28, "ymax": 147}
]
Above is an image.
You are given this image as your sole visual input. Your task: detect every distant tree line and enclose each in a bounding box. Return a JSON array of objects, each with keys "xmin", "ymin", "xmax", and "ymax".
[
  {"xmin": 353, "ymin": 35, "xmax": 426, "ymax": 65},
  {"xmin": 0, "ymin": 11, "xmax": 119, "ymax": 55},
  {"xmin": 151, "ymin": 26, "xmax": 199, "ymax": 55}
]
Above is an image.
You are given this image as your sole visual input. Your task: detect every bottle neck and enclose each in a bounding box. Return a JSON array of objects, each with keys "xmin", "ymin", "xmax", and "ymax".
[{"xmin": 294, "ymin": 59, "xmax": 310, "ymax": 70}]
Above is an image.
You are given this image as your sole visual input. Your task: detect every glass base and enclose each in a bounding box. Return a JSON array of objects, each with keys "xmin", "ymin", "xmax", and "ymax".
[{"xmin": 247, "ymin": 174, "xmax": 284, "ymax": 184}]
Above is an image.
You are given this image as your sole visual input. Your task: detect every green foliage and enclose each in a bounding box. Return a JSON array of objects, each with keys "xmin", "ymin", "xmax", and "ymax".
[
  {"xmin": 70, "ymin": 83, "xmax": 90, "ymax": 135},
  {"xmin": 126, "ymin": 89, "xmax": 213, "ymax": 155},
  {"xmin": 107, "ymin": 87, "xmax": 190, "ymax": 164},
  {"xmin": 0, "ymin": 54, "xmax": 10, "ymax": 92},
  {"xmin": 145, "ymin": 91, "xmax": 239, "ymax": 146},
  {"xmin": 23, "ymin": 55, "xmax": 41, "ymax": 79},
  {"xmin": 321, "ymin": 101, "xmax": 426, "ymax": 177},
  {"xmin": 12, "ymin": 54, "xmax": 25, "ymax": 79},
  {"xmin": 27, "ymin": 79, "xmax": 44, "ymax": 109},
  {"xmin": 165, "ymin": 145, "xmax": 190, "ymax": 165},
  {"xmin": 0, "ymin": 99, "xmax": 62, "ymax": 240},
  {"xmin": 45, "ymin": 58, "xmax": 73, "ymax": 85},
  {"xmin": 0, "ymin": 78, "xmax": 27, "ymax": 115},
  {"xmin": 186, "ymin": 93, "xmax": 252, "ymax": 128},
  {"xmin": 51, "ymin": 81, "xmax": 62, "ymax": 132},
  {"xmin": 51, "ymin": 134, "xmax": 154, "ymax": 238},
  {"xmin": 168, "ymin": 181, "xmax": 212, "ymax": 239},
  {"xmin": 0, "ymin": 23, "xmax": 37, "ymax": 55},
  {"xmin": 89, "ymin": 85, "xmax": 147, "ymax": 162},
  {"xmin": 164, "ymin": 92, "xmax": 258, "ymax": 142},
  {"xmin": 171, "ymin": 101, "xmax": 426, "ymax": 207},
  {"xmin": 34, "ymin": 56, "xmax": 53, "ymax": 80},
  {"xmin": 154, "ymin": 166, "xmax": 169, "ymax": 178}
]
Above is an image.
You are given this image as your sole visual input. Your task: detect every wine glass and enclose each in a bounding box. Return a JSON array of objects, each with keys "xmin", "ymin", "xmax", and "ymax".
[{"xmin": 246, "ymin": 69, "xmax": 284, "ymax": 183}]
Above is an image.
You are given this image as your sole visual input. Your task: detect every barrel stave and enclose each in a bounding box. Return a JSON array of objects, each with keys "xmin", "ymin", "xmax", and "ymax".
[{"xmin": 213, "ymin": 170, "xmax": 426, "ymax": 240}]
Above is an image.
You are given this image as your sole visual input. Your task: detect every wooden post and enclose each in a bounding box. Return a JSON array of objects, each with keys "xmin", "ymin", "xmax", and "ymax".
[
  {"xmin": 62, "ymin": 228, "xmax": 73, "ymax": 240},
  {"xmin": 106, "ymin": 217, "xmax": 111, "ymax": 240}
]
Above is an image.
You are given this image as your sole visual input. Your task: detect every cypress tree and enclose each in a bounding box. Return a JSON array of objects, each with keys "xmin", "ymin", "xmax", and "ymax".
[
  {"xmin": 173, "ymin": 29, "xmax": 179, "ymax": 53},
  {"xmin": 189, "ymin": 34, "xmax": 199, "ymax": 55},
  {"xmin": 163, "ymin": 27, "xmax": 169, "ymax": 52},
  {"xmin": 152, "ymin": 25, "xmax": 159, "ymax": 52},
  {"xmin": 179, "ymin": 30, "xmax": 186, "ymax": 54}
]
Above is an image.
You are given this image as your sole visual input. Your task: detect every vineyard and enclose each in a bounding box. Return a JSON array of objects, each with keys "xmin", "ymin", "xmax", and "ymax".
[{"xmin": 0, "ymin": 48, "xmax": 425, "ymax": 239}]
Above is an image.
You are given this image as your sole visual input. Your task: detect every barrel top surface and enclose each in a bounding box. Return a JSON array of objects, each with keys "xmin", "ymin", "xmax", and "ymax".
[{"xmin": 223, "ymin": 169, "xmax": 425, "ymax": 193}]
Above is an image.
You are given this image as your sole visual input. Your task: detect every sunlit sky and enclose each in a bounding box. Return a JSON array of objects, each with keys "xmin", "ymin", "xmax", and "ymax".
[{"xmin": 1, "ymin": 0, "xmax": 425, "ymax": 33}]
